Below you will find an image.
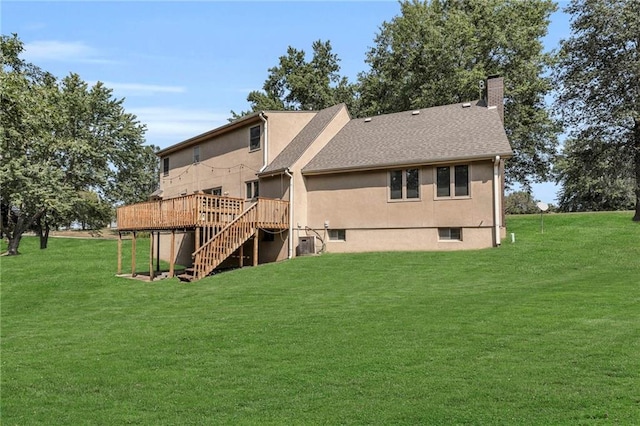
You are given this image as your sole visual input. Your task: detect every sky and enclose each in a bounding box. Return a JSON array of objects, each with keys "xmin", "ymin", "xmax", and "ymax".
[{"xmin": 2, "ymin": 0, "xmax": 572, "ymax": 203}]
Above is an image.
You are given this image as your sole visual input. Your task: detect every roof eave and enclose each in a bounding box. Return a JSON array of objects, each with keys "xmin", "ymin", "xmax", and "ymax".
[
  {"xmin": 301, "ymin": 152, "xmax": 514, "ymax": 176},
  {"xmin": 156, "ymin": 112, "xmax": 264, "ymax": 157}
]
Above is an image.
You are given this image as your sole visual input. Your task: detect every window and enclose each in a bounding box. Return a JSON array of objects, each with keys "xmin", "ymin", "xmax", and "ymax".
[
  {"xmin": 163, "ymin": 158, "xmax": 170, "ymax": 176},
  {"xmin": 328, "ymin": 229, "xmax": 346, "ymax": 241},
  {"xmin": 246, "ymin": 180, "xmax": 259, "ymax": 199},
  {"xmin": 389, "ymin": 168, "xmax": 420, "ymax": 200},
  {"xmin": 436, "ymin": 167, "xmax": 450, "ymax": 197},
  {"xmin": 193, "ymin": 146, "xmax": 200, "ymax": 163},
  {"xmin": 249, "ymin": 125, "xmax": 261, "ymax": 151},
  {"xmin": 436, "ymin": 165, "xmax": 469, "ymax": 198},
  {"xmin": 438, "ymin": 227, "xmax": 462, "ymax": 241},
  {"xmin": 206, "ymin": 187, "xmax": 222, "ymax": 196},
  {"xmin": 454, "ymin": 165, "xmax": 469, "ymax": 196}
]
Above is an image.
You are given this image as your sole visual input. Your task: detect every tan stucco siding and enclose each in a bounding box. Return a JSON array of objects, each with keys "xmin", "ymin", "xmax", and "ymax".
[
  {"xmin": 258, "ymin": 175, "xmax": 289, "ymax": 200},
  {"xmin": 160, "ymin": 123, "xmax": 264, "ymax": 199},
  {"xmin": 266, "ymin": 111, "xmax": 317, "ymax": 164},
  {"xmin": 305, "ymin": 161, "xmax": 496, "ymax": 230},
  {"xmin": 290, "ymin": 106, "xmax": 351, "ymax": 230},
  {"xmin": 313, "ymin": 227, "xmax": 493, "ymax": 252}
]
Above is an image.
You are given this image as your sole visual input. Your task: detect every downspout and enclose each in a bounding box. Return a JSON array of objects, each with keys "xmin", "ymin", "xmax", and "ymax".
[
  {"xmin": 493, "ymin": 155, "xmax": 501, "ymax": 246},
  {"xmin": 259, "ymin": 112, "xmax": 268, "ymax": 172},
  {"xmin": 284, "ymin": 168, "xmax": 294, "ymax": 259}
]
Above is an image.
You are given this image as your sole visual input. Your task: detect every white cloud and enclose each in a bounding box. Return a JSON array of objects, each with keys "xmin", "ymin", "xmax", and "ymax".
[
  {"xmin": 90, "ymin": 81, "xmax": 186, "ymax": 96},
  {"xmin": 130, "ymin": 107, "xmax": 230, "ymax": 148},
  {"xmin": 23, "ymin": 40, "xmax": 114, "ymax": 64}
]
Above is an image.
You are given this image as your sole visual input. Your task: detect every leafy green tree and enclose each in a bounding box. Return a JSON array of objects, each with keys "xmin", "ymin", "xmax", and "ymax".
[
  {"xmin": 1, "ymin": 34, "xmax": 154, "ymax": 255},
  {"xmin": 357, "ymin": 0, "xmax": 560, "ymax": 188},
  {"xmin": 554, "ymin": 0, "xmax": 640, "ymax": 220},
  {"xmin": 555, "ymin": 137, "xmax": 635, "ymax": 212},
  {"xmin": 504, "ymin": 191, "xmax": 540, "ymax": 215},
  {"xmin": 231, "ymin": 40, "xmax": 356, "ymax": 119}
]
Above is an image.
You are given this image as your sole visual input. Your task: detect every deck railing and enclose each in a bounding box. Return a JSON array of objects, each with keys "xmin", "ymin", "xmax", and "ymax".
[
  {"xmin": 116, "ymin": 195, "xmax": 289, "ymax": 231},
  {"xmin": 116, "ymin": 194, "xmax": 245, "ymax": 231},
  {"xmin": 256, "ymin": 198, "xmax": 289, "ymax": 229}
]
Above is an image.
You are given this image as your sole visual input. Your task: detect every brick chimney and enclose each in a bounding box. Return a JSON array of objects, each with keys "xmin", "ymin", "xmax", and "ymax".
[{"xmin": 486, "ymin": 75, "xmax": 504, "ymax": 123}]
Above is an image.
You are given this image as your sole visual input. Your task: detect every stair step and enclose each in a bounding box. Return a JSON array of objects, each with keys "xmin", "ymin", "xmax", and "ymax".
[{"xmin": 177, "ymin": 274, "xmax": 194, "ymax": 282}]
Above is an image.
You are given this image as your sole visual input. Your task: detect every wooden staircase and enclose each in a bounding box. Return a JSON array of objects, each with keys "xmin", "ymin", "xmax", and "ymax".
[{"xmin": 183, "ymin": 203, "xmax": 259, "ymax": 281}]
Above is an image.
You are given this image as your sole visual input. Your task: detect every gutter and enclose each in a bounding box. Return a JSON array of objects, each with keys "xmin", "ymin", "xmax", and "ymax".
[
  {"xmin": 259, "ymin": 112, "xmax": 268, "ymax": 172},
  {"xmin": 284, "ymin": 168, "xmax": 294, "ymax": 259},
  {"xmin": 493, "ymin": 155, "xmax": 501, "ymax": 246}
]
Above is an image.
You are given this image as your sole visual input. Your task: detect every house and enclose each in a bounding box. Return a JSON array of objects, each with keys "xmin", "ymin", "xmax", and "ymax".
[{"xmin": 116, "ymin": 76, "xmax": 512, "ymax": 281}]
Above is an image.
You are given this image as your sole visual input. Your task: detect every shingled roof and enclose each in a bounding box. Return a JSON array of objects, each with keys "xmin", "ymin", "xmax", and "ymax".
[
  {"xmin": 260, "ymin": 103, "xmax": 346, "ymax": 175},
  {"xmin": 302, "ymin": 101, "xmax": 512, "ymax": 175}
]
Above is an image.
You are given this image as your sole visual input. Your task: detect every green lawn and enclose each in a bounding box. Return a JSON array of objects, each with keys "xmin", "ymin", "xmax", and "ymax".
[{"xmin": 2, "ymin": 212, "xmax": 639, "ymax": 424}]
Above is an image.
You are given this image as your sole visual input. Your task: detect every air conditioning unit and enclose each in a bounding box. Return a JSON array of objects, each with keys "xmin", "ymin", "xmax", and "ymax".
[{"xmin": 297, "ymin": 236, "xmax": 316, "ymax": 256}]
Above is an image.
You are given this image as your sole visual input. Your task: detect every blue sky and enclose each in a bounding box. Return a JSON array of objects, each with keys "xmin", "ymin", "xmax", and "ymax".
[{"xmin": 2, "ymin": 1, "xmax": 572, "ymax": 202}]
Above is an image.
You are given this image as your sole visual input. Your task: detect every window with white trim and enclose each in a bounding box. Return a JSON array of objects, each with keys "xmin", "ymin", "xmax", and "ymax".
[
  {"xmin": 246, "ymin": 180, "xmax": 259, "ymax": 199},
  {"xmin": 249, "ymin": 126, "xmax": 261, "ymax": 151},
  {"xmin": 389, "ymin": 168, "xmax": 420, "ymax": 200},
  {"xmin": 436, "ymin": 165, "xmax": 469, "ymax": 198}
]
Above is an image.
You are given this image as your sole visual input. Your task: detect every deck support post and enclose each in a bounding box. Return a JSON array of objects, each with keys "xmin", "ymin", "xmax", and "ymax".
[
  {"xmin": 156, "ymin": 231, "xmax": 160, "ymax": 273},
  {"xmin": 239, "ymin": 243, "xmax": 244, "ymax": 268},
  {"xmin": 169, "ymin": 230, "xmax": 175, "ymax": 277},
  {"xmin": 117, "ymin": 232, "xmax": 122, "ymax": 275},
  {"xmin": 195, "ymin": 227, "xmax": 201, "ymax": 253},
  {"xmin": 149, "ymin": 231, "xmax": 154, "ymax": 281},
  {"xmin": 131, "ymin": 232, "xmax": 137, "ymax": 277},
  {"xmin": 253, "ymin": 232, "xmax": 258, "ymax": 267}
]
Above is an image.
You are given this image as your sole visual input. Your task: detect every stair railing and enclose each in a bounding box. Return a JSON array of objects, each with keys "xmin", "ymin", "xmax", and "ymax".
[{"xmin": 192, "ymin": 203, "xmax": 258, "ymax": 279}]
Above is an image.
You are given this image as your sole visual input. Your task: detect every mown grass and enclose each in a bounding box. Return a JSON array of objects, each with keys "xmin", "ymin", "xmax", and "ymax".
[{"xmin": 1, "ymin": 212, "xmax": 639, "ymax": 424}]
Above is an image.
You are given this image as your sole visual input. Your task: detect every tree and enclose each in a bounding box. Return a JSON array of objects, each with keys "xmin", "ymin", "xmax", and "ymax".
[
  {"xmin": 1, "ymin": 34, "xmax": 155, "ymax": 255},
  {"xmin": 554, "ymin": 0, "xmax": 640, "ymax": 220},
  {"xmin": 357, "ymin": 0, "xmax": 560, "ymax": 188},
  {"xmin": 504, "ymin": 191, "xmax": 540, "ymax": 215},
  {"xmin": 555, "ymin": 137, "xmax": 635, "ymax": 212},
  {"xmin": 231, "ymin": 40, "xmax": 356, "ymax": 119}
]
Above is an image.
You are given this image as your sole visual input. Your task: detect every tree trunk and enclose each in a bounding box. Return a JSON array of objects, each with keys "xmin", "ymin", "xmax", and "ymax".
[
  {"xmin": 634, "ymin": 119, "xmax": 640, "ymax": 222},
  {"xmin": 6, "ymin": 214, "xmax": 26, "ymax": 256},
  {"xmin": 7, "ymin": 234, "xmax": 22, "ymax": 255},
  {"xmin": 5, "ymin": 207, "xmax": 46, "ymax": 255},
  {"xmin": 40, "ymin": 222, "xmax": 50, "ymax": 249}
]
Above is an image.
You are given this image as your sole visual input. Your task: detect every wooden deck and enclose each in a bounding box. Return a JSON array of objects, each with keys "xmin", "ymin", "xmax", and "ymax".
[
  {"xmin": 116, "ymin": 194, "xmax": 288, "ymax": 231},
  {"xmin": 116, "ymin": 195, "xmax": 290, "ymax": 282}
]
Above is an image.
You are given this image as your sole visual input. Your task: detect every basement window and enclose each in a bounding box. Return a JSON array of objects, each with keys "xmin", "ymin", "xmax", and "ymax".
[
  {"xmin": 438, "ymin": 227, "xmax": 462, "ymax": 241},
  {"xmin": 328, "ymin": 229, "xmax": 346, "ymax": 241}
]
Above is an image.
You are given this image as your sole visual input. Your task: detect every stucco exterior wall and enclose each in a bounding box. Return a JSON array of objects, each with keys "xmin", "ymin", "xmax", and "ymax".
[
  {"xmin": 311, "ymin": 227, "xmax": 494, "ymax": 253},
  {"xmin": 159, "ymin": 123, "xmax": 264, "ymax": 199},
  {"xmin": 302, "ymin": 160, "xmax": 499, "ymax": 252},
  {"xmin": 266, "ymin": 112, "xmax": 316, "ymax": 164},
  {"xmin": 159, "ymin": 111, "xmax": 316, "ymax": 201},
  {"xmin": 290, "ymin": 106, "xmax": 351, "ymax": 231}
]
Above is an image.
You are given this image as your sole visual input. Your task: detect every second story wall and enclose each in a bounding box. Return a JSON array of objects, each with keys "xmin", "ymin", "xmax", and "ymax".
[{"xmin": 158, "ymin": 111, "xmax": 316, "ymax": 201}]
